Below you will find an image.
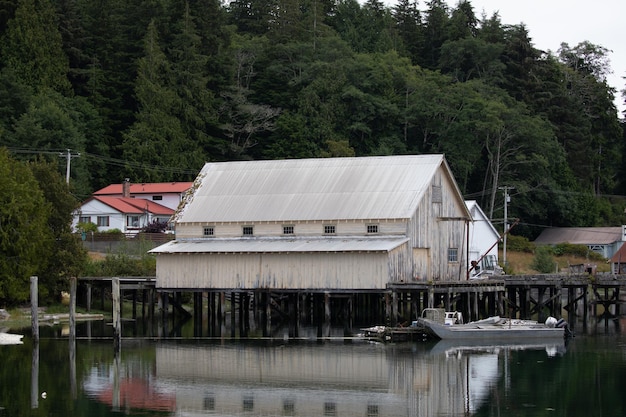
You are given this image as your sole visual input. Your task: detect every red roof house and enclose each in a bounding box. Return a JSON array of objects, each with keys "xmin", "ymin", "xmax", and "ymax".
[{"xmin": 73, "ymin": 180, "xmax": 192, "ymax": 234}]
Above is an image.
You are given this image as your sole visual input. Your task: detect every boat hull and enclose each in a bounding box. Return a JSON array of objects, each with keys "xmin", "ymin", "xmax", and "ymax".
[{"xmin": 417, "ymin": 318, "xmax": 565, "ymax": 340}]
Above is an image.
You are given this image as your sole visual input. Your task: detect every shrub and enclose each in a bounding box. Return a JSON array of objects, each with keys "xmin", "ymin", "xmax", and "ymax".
[
  {"xmin": 553, "ymin": 243, "xmax": 605, "ymax": 261},
  {"xmin": 505, "ymin": 235, "xmax": 535, "ymax": 253},
  {"xmin": 77, "ymin": 222, "xmax": 97, "ymax": 233},
  {"xmin": 531, "ymin": 245, "xmax": 557, "ymax": 273}
]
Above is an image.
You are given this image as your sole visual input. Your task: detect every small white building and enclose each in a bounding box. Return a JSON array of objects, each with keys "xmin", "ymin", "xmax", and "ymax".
[
  {"xmin": 72, "ymin": 180, "xmax": 192, "ymax": 234},
  {"xmin": 151, "ymin": 155, "xmax": 472, "ymax": 291},
  {"xmin": 465, "ymin": 200, "xmax": 501, "ymax": 277},
  {"xmin": 93, "ymin": 180, "xmax": 193, "ymax": 211}
]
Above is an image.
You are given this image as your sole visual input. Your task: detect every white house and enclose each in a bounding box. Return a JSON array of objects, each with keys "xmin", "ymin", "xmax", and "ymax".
[
  {"xmin": 465, "ymin": 200, "xmax": 501, "ymax": 277},
  {"xmin": 151, "ymin": 155, "xmax": 472, "ymax": 291},
  {"xmin": 72, "ymin": 180, "xmax": 192, "ymax": 234},
  {"xmin": 93, "ymin": 180, "xmax": 193, "ymax": 211}
]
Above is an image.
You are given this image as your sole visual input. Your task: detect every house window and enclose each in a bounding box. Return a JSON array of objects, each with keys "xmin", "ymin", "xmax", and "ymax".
[
  {"xmin": 324, "ymin": 225, "xmax": 336, "ymax": 235},
  {"xmin": 127, "ymin": 215, "xmax": 140, "ymax": 227},
  {"xmin": 97, "ymin": 216, "xmax": 109, "ymax": 227},
  {"xmin": 448, "ymin": 248, "xmax": 459, "ymax": 262},
  {"xmin": 152, "ymin": 195, "xmax": 163, "ymax": 201},
  {"xmin": 367, "ymin": 224, "xmax": 379, "ymax": 234},
  {"xmin": 243, "ymin": 225, "xmax": 254, "ymax": 236},
  {"xmin": 79, "ymin": 216, "xmax": 91, "ymax": 224},
  {"xmin": 203, "ymin": 226, "xmax": 214, "ymax": 237},
  {"xmin": 283, "ymin": 225, "xmax": 294, "ymax": 235}
]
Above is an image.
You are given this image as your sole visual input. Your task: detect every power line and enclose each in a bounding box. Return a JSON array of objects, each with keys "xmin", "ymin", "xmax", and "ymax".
[{"xmin": 6, "ymin": 147, "xmax": 200, "ymax": 176}]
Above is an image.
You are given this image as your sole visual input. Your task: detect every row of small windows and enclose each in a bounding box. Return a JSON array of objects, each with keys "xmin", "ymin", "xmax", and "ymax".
[
  {"xmin": 202, "ymin": 393, "xmax": 379, "ymax": 416},
  {"xmin": 202, "ymin": 224, "xmax": 379, "ymax": 237}
]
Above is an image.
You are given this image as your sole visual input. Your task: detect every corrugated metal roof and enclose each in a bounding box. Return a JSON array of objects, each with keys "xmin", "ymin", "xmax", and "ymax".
[
  {"xmin": 149, "ymin": 236, "xmax": 409, "ymax": 254},
  {"xmin": 177, "ymin": 155, "xmax": 447, "ymax": 223},
  {"xmin": 534, "ymin": 227, "xmax": 623, "ymax": 245}
]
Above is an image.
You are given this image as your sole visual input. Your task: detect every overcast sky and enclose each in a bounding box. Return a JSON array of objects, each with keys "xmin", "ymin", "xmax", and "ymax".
[
  {"xmin": 383, "ymin": 0, "xmax": 626, "ymax": 115},
  {"xmin": 460, "ymin": 0, "xmax": 625, "ymax": 114}
]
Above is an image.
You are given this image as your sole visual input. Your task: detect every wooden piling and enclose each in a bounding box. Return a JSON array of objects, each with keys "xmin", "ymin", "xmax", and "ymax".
[
  {"xmin": 86, "ymin": 283, "xmax": 92, "ymax": 312},
  {"xmin": 30, "ymin": 276, "xmax": 39, "ymax": 343},
  {"xmin": 112, "ymin": 277, "xmax": 121, "ymax": 352},
  {"xmin": 69, "ymin": 276, "xmax": 77, "ymax": 340}
]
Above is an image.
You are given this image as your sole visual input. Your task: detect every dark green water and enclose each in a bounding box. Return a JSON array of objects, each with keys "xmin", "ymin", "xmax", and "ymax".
[{"xmin": 1, "ymin": 321, "xmax": 626, "ymax": 417}]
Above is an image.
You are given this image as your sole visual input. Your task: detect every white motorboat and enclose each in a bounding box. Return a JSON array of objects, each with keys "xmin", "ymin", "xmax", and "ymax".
[
  {"xmin": 416, "ymin": 308, "xmax": 569, "ymax": 340},
  {"xmin": 0, "ymin": 332, "xmax": 24, "ymax": 345}
]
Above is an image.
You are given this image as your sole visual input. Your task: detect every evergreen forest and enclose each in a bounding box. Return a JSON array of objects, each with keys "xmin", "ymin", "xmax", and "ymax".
[{"xmin": 1, "ymin": 0, "xmax": 625, "ymax": 241}]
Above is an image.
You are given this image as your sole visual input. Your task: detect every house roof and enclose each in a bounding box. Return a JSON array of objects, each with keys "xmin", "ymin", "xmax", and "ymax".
[
  {"xmin": 91, "ymin": 196, "xmax": 174, "ymax": 215},
  {"xmin": 150, "ymin": 236, "xmax": 410, "ymax": 254},
  {"xmin": 610, "ymin": 243, "xmax": 626, "ymax": 263},
  {"xmin": 175, "ymin": 154, "xmax": 469, "ymax": 223},
  {"xmin": 534, "ymin": 227, "xmax": 624, "ymax": 245},
  {"xmin": 94, "ymin": 182, "xmax": 193, "ymax": 195}
]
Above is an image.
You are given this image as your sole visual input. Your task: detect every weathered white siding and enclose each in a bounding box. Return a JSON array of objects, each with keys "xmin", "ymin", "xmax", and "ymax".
[
  {"xmin": 155, "ymin": 250, "xmax": 400, "ymax": 290},
  {"xmin": 408, "ymin": 170, "xmax": 468, "ymax": 281}
]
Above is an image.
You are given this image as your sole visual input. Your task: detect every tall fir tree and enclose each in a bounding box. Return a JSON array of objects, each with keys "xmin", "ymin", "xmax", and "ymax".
[{"xmin": 1, "ymin": 0, "xmax": 71, "ymax": 94}]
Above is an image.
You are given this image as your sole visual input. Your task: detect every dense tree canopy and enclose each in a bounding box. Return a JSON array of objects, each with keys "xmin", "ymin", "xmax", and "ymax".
[{"xmin": 0, "ymin": 0, "xmax": 624, "ymax": 243}]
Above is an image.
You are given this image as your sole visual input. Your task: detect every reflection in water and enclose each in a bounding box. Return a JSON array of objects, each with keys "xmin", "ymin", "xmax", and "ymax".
[{"xmin": 80, "ymin": 339, "xmax": 566, "ymax": 416}]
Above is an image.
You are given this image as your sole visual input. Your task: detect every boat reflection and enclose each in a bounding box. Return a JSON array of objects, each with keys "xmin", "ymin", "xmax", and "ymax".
[{"xmin": 427, "ymin": 339, "xmax": 567, "ymax": 415}]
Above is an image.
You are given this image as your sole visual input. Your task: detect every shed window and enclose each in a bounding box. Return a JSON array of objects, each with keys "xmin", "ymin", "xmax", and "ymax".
[
  {"xmin": 448, "ymin": 248, "xmax": 459, "ymax": 262},
  {"xmin": 79, "ymin": 216, "xmax": 91, "ymax": 224},
  {"xmin": 243, "ymin": 225, "xmax": 254, "ymax": 236},
  {"xmin": 203, "ymin": 226, "xmax": 214, "ymax": 237},
  {"xmin": 324, "ymin": 225, "xmax": 336, "ymax": 235},
  {"xmin": 367, "ymin": 224, "xmax": 379, "ymax": 234},
  {"xmin": 432, "ymin": 185, "xmax": 442, "ymax": 203},
  {"xmin": 97, "ymin": 216, "xmax": 109, "ymax": 227},
  {"xmin": 283, "ymin": 225, "xmax": 294, "ymax": 235}
]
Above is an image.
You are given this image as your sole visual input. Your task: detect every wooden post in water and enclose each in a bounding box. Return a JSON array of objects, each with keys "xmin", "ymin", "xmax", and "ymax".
[
  {"xmin": 391, "ymin": 291, "xmax": 398, "ymax": 326},
  {"xmin": 230, "ymin": 292, "xmax": 236, "ymax": 338},
  {"xmin": 324, "ymin": 292, "xmax": 331, "ymax": 325},
  {"xmin": 86, "ymin": 283, "xmax": 92, "ymax": 312},
  {"xmin": 30, "ymin": 276, "xmax": 39, "ymax": 343},
  {"xmin": 69, "ymin": 277, "xmax": 77, "ymax": 340},
  {"xmin": 112, "ymin": 278, "xmax": 121, "ymax": 352},
  {"xmin": 428, "ymin": 285, "xmax": 434, "ymax": 309}
]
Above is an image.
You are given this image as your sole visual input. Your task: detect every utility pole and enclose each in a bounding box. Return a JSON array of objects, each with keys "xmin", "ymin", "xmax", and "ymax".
[
  {"xmin": 59, "ymin": 149, "xmax": 80, "ymax": 184},
  {"xmin": 499, "ymin": 186, "xmax": 514, "ymax": 266}
]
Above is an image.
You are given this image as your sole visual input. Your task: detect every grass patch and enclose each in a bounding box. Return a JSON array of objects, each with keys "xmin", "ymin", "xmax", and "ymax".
[{"xmin": 503, "ymin": 250, "xmax": 609, "ymax": 274}]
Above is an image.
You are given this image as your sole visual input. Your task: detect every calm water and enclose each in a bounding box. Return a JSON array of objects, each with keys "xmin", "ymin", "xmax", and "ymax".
[{"xmin": 1, "ymin": 319, "xmax": 626, "ymax": 417}]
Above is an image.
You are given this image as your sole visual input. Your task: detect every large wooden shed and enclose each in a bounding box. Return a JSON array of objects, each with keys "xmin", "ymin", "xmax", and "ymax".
[{"xmin": 151, "ymin": 155, "xmax": 471, "ymax": 291}]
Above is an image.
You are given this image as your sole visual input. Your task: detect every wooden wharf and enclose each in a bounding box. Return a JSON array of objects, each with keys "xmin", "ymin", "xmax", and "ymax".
[{"xmin": 76, "ymin": 273, "xmax": 626, "ymax": 338}]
